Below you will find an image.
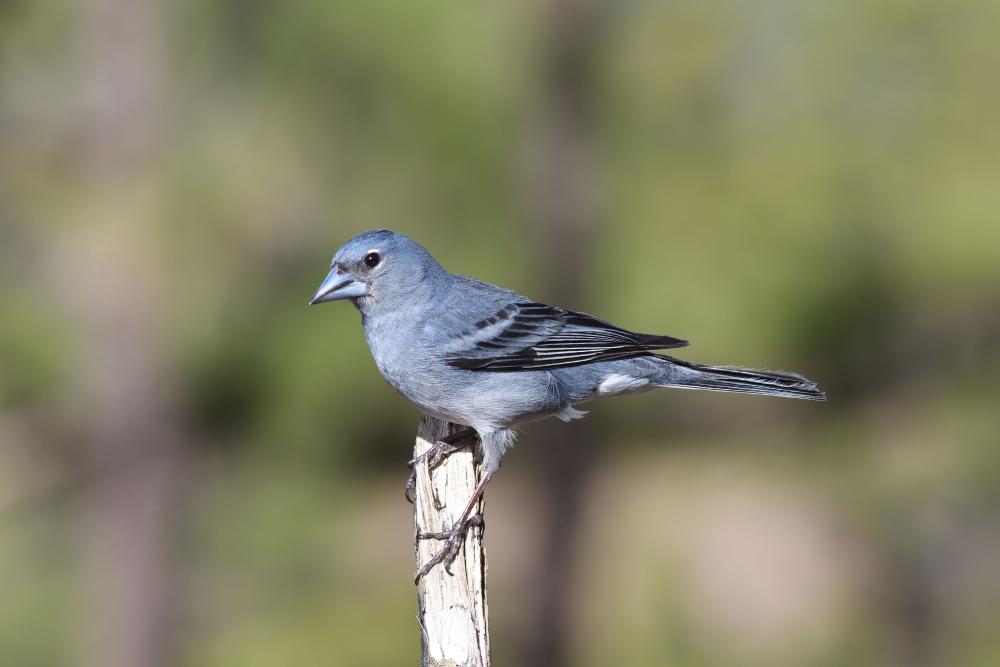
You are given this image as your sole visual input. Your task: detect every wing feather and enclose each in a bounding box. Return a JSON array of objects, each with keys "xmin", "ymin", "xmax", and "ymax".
[{"xmin": 444, "ymin": 301, "xmax": 688, "ymax": 371}]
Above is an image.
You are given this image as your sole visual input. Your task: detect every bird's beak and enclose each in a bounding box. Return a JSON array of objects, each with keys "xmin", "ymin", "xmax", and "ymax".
[{"xmin": 309, "ymin": 267, "xmax": 368, "ymax": 305}]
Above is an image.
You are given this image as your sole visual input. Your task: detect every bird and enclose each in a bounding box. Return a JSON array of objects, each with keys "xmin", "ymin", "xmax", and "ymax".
[{"xmin": 309, "ymin": 229, "xmax": 824, "ymax": 579}]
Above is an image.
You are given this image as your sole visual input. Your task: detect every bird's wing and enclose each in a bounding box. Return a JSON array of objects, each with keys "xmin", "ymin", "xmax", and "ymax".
[{"xmin": 441, "ymin": 300, "xmax": 688, "ymax": 371}]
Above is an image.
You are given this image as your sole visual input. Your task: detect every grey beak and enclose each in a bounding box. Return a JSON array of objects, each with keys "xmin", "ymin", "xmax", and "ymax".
[{"xmin": 309, "ymin": 267, "xmax": 368, "ymax": 305}]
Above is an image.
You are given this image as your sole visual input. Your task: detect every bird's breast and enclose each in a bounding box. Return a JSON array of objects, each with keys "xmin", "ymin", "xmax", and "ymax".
[{"xmin": 363, "ymin": 317, "xmax": 431, "ymax": 389}]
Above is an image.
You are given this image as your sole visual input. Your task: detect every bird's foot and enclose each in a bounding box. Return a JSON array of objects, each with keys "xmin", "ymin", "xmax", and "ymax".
[
  {"xmin": 405, "ymin": 428, "xmax": 478, "ymax": 504},
  {"xmin": 415, "ymin": 513, "xmax": 485, "ymax": 582}
]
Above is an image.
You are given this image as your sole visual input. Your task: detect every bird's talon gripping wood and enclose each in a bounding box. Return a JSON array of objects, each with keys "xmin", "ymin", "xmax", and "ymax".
[
  {"xmin": 415, "ymin": 513, "xmax": 485, "ymax": 582},
  {"xmin": 428, "ymin": 429, "xmax": 478, "ymax": 469},
  {"xmin": 404, "ymin": 427, "xmax": 478, "ymax": 504},
  {"xmin": 404, "ymin": 471, "xmax": 417, "ymax": 504}
]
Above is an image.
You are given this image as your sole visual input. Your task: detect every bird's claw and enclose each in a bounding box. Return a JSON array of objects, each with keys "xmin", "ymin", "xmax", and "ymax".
[
  {"xmin": 405, "ymin": 457, "xmax": 418, "ymax": 504},
  {"xmin": 404, "ymin": 430, "xmax": 477, "ymax": 504},
  {"xmin": 414, "ymin": 513, "xmax": 485, "ymax": 582},
  {"xmin": 405, "ymin": 471, "xmax": 417, "ymax": 504}
]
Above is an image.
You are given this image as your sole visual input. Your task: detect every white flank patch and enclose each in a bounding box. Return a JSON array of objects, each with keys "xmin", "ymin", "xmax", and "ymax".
[
  {"xmin": 556, "ymin": 405, "xmax": 588, "ymax": 422},
  {"xmin": 598, "ymin": 373, "xmax": 649, "ymax": 396}
]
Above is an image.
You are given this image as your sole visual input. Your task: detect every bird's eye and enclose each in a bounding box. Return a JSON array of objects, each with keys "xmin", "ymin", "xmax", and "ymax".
[{"xmin": 364, "ymin": 252, "xmax": 381, "ymax": 268}]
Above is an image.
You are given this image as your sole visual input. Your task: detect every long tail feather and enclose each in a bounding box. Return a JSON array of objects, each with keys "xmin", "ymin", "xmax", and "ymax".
[{"xmin": 656, "ymin": 356, "xmax": 826, "ymax": 401}]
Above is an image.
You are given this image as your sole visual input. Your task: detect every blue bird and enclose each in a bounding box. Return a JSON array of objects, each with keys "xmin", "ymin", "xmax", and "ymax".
[{"xmin": 310, "ymin": 229, "xmax": 824, "ymax": 578}]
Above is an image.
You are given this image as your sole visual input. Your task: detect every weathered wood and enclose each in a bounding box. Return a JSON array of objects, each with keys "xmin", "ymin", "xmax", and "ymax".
[{"xmin": 414, "ymin": 416, "xmax": 491, "ymax": 667}]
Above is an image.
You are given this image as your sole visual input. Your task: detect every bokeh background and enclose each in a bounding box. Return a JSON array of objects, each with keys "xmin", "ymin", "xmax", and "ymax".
[{"xmin": 2, "ymin": 0, "xmax": 1000, "ymax": 665}]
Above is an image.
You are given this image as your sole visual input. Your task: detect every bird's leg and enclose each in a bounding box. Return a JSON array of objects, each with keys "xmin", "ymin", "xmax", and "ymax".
[
  {"xmin": 405, "ymin": 427, "xmax": 478, "ymax": 503},
  {"xmin": 415, "ymin": 470, "xmax": 493, "ymax": 582}
]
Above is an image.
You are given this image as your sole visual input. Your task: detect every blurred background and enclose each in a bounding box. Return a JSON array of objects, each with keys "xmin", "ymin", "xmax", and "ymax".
[{"xmin": 2, "ymin": 0, "xmax": 999, "ymax": 665}]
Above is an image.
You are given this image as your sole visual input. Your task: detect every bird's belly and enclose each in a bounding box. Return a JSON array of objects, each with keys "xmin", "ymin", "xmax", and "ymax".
[
  {"xmin": 402, "ymin": 369, "xmax": 567, "ymax": 429},
  {"xmin": 366, "ymin": 327, "xmax": 569, "ymax": 427}
]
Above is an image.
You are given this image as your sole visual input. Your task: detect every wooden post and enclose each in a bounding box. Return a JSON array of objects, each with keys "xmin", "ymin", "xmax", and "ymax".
[{"xmin": 413, "ymin": 416, "xmax": 491, "ymax": 667}]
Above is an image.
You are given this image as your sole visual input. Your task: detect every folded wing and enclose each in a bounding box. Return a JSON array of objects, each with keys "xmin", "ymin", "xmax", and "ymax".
[{"xmin": 442, "ymin": 301, "xmax": 688, "ymax": 371}]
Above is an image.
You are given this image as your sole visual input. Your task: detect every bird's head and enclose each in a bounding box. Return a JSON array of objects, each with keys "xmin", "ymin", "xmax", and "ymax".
[{"xmin": 309, "ymin": 229, "xmax": 448, "ymax": 313}]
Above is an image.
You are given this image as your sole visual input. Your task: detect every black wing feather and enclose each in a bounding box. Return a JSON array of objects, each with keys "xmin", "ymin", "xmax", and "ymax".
[{"xmin": 445, "ymin": 301, "xmax": 688, "ymax": 371}]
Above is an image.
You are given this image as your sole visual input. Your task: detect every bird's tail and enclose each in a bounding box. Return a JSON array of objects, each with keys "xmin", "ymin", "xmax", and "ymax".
[{"xmin": 654, "ymin": 356, "xmax": 826, "ymax": 401}]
